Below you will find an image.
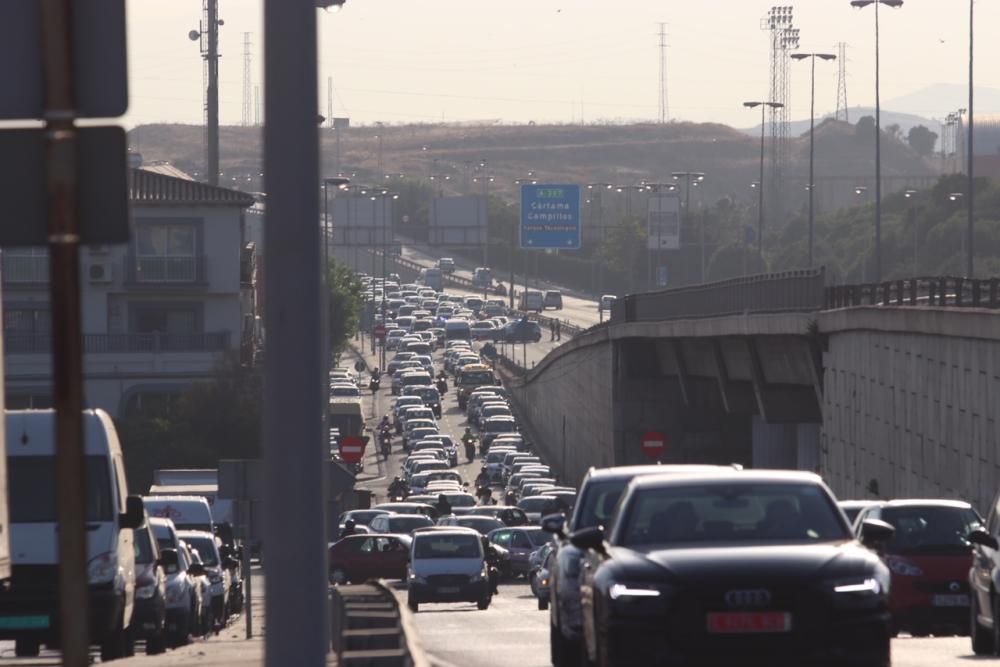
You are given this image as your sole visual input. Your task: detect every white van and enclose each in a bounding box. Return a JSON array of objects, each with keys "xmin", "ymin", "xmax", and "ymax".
[
  {"xmin": 143, "ymin": 496, "xmax": 215, "ymax": 535},
  {"xmin": 0, "ymin": 409, "xmax": 145, "ymax": 660},
  {"xmin": 417, "ymin": 268, "xmax": 443, "ymax": 291},
  {"xmin": 407, "ymin": 528, "xmax": 491, "ymax": 612},
  {"xmin": 444, "ymin": 319, "xmax": 472, "ymax": 342}
]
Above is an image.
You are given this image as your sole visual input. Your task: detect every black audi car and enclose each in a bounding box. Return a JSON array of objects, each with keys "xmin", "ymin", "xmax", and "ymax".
[{"xmin": 573, "ymin": 471, "xmax": 894, "ymax": 667}]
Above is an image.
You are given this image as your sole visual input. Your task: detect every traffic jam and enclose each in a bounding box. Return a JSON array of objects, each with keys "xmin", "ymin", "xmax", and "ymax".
[{"xmin": 331, "ymin": 268, "xmax": 1000, "ymax": 667}]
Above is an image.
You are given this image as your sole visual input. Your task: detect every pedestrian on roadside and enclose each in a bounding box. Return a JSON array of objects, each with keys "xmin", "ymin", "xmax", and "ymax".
[
  {"xmin": 549, "ymin": 320, "xmax": 556, "ymax": 341},
  {"xmin": 555, "ymin": 319, "xmax": 561, "ymax": 341}
]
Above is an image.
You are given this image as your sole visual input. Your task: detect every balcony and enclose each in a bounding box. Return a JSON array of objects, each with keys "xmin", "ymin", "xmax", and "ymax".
[
  {"xmin": 3, "ymin": 255, "xmax": 49, "ymax": 287},
  {"xmin": 125, "ymin": 256, "xmax": 207, "ymax": 288},
  {"xmin": 5, "ymin": 331, "xmax": 231, "ymax": 355}
]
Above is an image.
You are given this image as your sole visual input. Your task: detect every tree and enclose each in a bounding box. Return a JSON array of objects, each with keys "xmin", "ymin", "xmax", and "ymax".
[
  {"xmin": 907, "ymin": 125, "xmax": 939, "ymax": 158},
  {"xmin": 327, "ymin": 257, "xmax": 365, "ymax": 358},
  {"xmin": 855, "ymin": 116, "xmax": 876, "ymax": 141},
  {"xmin": 885, "ymin": 123, "xmax": 903, "ymax": 141}
]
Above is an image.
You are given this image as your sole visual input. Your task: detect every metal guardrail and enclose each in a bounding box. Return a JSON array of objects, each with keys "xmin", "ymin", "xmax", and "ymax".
[
  {"xmin": 825, "ymin": 276, "xmax": 1000, "ymax": 310},
  {"xmin": 330, "ymin": 581, "xmax": 429, "ymax": 667},
  {"xmin": 613, "ymin": 269, "xmax": 826, "ymax": 323}
]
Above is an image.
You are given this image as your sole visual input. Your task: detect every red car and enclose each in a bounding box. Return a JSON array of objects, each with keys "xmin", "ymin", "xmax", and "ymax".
[
  {"xmin": 855, "ymin": 499, "xmax": 982, "ymax": 636},
  {"xmin": 328, "ymin": 534, "xmax": 412, "ymax": 585}
]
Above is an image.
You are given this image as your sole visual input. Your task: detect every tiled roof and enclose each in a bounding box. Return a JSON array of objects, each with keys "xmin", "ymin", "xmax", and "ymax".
[{"xmin": 130, "ymin": 168, "xmax": 256, "ymax": 208}]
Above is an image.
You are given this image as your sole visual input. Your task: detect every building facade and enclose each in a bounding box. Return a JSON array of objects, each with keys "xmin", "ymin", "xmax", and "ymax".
[{"xmin": 2, "ymin": 167, "xmax": 258, "ymax": 417}]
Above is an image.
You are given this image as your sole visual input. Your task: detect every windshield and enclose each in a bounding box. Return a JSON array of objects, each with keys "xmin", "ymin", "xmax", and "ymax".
[
  {"xmin": 485, "ymin": 420, "xmax": 517, "ymax": 434},
  {"xmin": 526, "ymin": 528, "xmax": 554, "ymax": 547},
  {"xmin": 460, "ymin": 518, "xmax": 504, "ymax": 533},
  {"xmin": 414, "ymin": 534, "xmax": 482, "ymax": 559},
  {"xmin": 460, "ymin": 371, "xmax": 494, "ymax": 386},
  {"xmin": 183, "ymin": 536, "xmax": 219, "ymax": 566},
  {"xmin": 9, "ymin": 456, "xmax": 114, "ymax": 523},
  {"xmin": 518, "ymin": 497, "xmax": 555, "ymax": 513},
  {"xmin": 881, "ymin": 506, "xmax": 982, "ymax": 555},
  {"xmin": 618, "ymin": 483, "xmax": 849, "ymax": 548},
  {"xmin": 389, "ymin": 516, "xmax": 434, "ymax": 533}
]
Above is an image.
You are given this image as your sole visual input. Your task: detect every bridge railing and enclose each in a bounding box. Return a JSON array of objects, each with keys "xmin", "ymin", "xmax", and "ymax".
[
  {"xmin": 824, "ymin": 276, "xmax": 1000, "ymax": 310},
  {"xmin": 612, "ymin": 269, "xmax": 826, "ymax": 323}
]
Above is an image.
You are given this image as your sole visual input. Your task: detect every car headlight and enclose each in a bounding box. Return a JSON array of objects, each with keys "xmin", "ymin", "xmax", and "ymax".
[
  {"xmin": 136, "ymin": 584, "xmax": 157, "ymax": 600},
  {"xmin": 87, "ymin": 552, "xmax": 118, "ymax": 585},
  {"xmin": 608, "ymin": 583, "xmax": 668, "ymax": 600},
  {"xmin": 408, "ymin": 572, "xmax": 427, "ymax": 585},
  {"xmin": 886, "ymin": 557, "xmax": 923, "ymax": 577},
  {"xmin": 165, "ymin": 580, "xmax": 187, "ymax": 604}
]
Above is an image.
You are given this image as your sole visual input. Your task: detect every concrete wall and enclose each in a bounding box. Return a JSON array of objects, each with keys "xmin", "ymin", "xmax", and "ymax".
[
  {"xmin": 819, "ymin": 307, "xmax": 1000, "ymax": 513},
  {"xmin": 508, "ymin": 334, "xmax": 616, "ymax": 488}
]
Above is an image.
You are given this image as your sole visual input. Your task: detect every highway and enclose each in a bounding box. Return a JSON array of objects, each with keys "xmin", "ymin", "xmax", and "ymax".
[{"xmin": 347, "ymin": 342, "xmax": 987, "ymax": 667}]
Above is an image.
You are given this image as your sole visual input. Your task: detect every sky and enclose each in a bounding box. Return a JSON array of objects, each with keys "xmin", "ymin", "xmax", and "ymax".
[{"xmin": 124, "ymin": 0, "xmax": 1000, "ymax": 129}]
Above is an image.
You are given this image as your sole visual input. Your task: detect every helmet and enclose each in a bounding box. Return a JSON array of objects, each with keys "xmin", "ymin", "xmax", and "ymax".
[
  {"xmin": 344, "ymin": 519, "xmax": 356, "ymax": 530},
  {"xmin": 465, "ymin": 427, "xmax": 472, "ymax": 433},
  {"xmin": 393, "ymin": 476, "xmax": 401, "ymax": 482}
]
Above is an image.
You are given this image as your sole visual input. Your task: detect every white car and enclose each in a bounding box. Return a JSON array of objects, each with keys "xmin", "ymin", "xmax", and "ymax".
[{"xmin": 407, "ymin": 529, "xmax": 491, "ymax": 612}]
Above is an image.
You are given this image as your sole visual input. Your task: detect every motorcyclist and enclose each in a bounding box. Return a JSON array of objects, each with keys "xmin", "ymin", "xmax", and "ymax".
[
  {"xmin": 340, "ymin": 519, "xmax": 357, "ymax": 539},
  {"xmin": 369, "ymin": 373, "xmax": 380, "ymax": 394},
  {"xmin": 504, "ymin": 490, "xmax": 517, "ymax": 506},
  {"xmin": 435, "ymin": 493, "xmax": 453, "ymax": 517},
  {"xmin": 379, "ymin": 415, "xmax": 391, "ymax": 432},
  {"xmin": 388, "ymin": 477, "xmax": 407, "ymax": 500},
  {"xmin": 436, "ymin": 376, "xmax": 448, "ymax": 396},
  {"xmin": 480, "ymin": 536, "xmax": 501, "ymax": 595},
  {"xmin": 475, "ymin": 466, "xmax": 491, "ymax": 489},
  {"xmin": 462, "ymin": 428, "xmax": 477, "ymax": 463}
]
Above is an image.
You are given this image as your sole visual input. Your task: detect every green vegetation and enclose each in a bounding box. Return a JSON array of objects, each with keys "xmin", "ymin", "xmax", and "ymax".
[{"xmin": 328, "ymin": 256, "xmax": 366, "ymax": 357}]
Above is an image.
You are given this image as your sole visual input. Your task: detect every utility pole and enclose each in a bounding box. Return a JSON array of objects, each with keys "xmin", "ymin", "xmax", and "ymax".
[
  {"xmin": 967, "ymin": 0, "xmax": 975, "ymax": 277},
  {"xmin": 242, "ymin": 32, "xmax": 252, "ymax": 127},
  {"xmin": 327, "ymin": 77, "xmax": 334, "ymax": 130},
  {"xmin": 762, "ymin": 6, "xmax": 799, "ymax": 238},
  {"xmin": 658, "ymin": 22, "xmax": 669, "ymax": 124},
  {"xmin": 205, "ymin": 0, "xmax": 220, "ymax": 185}
]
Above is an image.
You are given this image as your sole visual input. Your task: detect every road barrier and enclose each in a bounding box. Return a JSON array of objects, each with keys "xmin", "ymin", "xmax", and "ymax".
[
  {"xmin": 330, "ymin": 581, "xmax": 430, "ymax": 667},
  {"xmin": 825, "ymin": 276, "xmax": 1000, "ymax": 310}
]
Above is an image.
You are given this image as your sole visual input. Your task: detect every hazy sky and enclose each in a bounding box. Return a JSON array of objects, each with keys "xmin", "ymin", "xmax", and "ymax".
[{"xmin": 125, "ymin": 0, "xmax": 1000, "ymax": 129}]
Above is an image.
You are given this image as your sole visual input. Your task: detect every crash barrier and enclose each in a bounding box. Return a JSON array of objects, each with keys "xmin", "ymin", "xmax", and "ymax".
[
  {"xmin": 330, "ymin": 581, "xmax": 430, "ymax": 667},
  {"xmin": 612, "ymin": 268, "xmax": 825, "ymax": 323},
  {"xmin": 825, "ymin": 275, "xmax": 1000, "ymax": 310}
]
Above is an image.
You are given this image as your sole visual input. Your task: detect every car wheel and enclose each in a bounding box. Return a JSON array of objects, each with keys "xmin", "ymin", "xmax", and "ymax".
[
  {"xmin": 551, "ymin": 626, "xmax": 581, "ymax": 667},
  {"xmin": 972, "ymin": 594, "xmax": 994, "ymax": 655},
  {"xmin": 538, "ymin": 598, "xmax": 549, "ymax": 611},
  {"xmin": 14, "ymin": 638, "xmax": 40, "ymax": 657},
  {"xmin": 477, "ymin": 594, "xmax": 491, "ymax": 610},
  {"xmin": 146, "ymin": 631, "xmax": 167, "ymax": 655},
  {"xmin": 407, "ymin": 597, "xmax": 419, "ymax": 613},
  {"xmin": 331, "ymin": 569, "xmax": 348, "ymax": 585}
]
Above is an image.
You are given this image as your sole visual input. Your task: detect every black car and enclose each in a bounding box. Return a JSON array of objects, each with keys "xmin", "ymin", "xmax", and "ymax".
[
  {"xmin": 497, "ymin": 320, "xmax": 542, "ymax": 344},
  {"xmin": 573, "ymin": 471, "xmax": 893, "ymax": 667},
  {"xmin": 543, "ymin": 464, "xmax": 736, "ymax": 667},
  {"xmin": 968, "ymin": 488, "xmax": 1000, "ymax": 654}
]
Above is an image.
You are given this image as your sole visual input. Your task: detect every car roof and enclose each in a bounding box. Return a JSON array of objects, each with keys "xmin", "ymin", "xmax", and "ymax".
[
  {"xmin": 627, "ymin": 469, "xmax": 819, "ymax": 491},
  {"xmin": 584, "ymin": 464, "xmax": 737, "ymax": 482},
  {"xmin": 412, "ymin": 527, "xmax": 481, "ymax": 537},
  {"xmin": 838, "ymin": 500, "xmax": 880, "ymax": 509},
  {"xmin": 879, "ymin": 499, "xmax": 974, "ymax": 509}
]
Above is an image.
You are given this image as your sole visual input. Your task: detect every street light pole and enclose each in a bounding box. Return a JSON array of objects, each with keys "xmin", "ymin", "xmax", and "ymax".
[
  {"xmin": 967, "ymin": 0, "xmax": 975, "ymax": 277},
  {"xmin": 744, "ymin": 101, "xmax": 784, "ymax": 266},
  {"xmin": 791, "ymin": 52, "xmax": 837, "ymax": 268},
  {"xmin": 671, "ymin": 172, "xmax": 706, "ymax": 282},
  {"xmin": 851, "ymin": 0, "xmax": 904, "ymax": 283},
  {"xmin": 904, "ymin": 189, "xmax": 918, "ymax": 277}
]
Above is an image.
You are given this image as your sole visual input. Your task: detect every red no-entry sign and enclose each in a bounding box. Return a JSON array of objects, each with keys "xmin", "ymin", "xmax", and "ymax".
[
  {"xmin": 374, "ymin": 324, "xmax": 387, "ymax": 339},
  {"xmin": 339, "ymin": 435, "xmax": 367, "ymax": 464},
  {"xmin": 640, "ymin": 431, "xmax": 666, "ymax": 461}
]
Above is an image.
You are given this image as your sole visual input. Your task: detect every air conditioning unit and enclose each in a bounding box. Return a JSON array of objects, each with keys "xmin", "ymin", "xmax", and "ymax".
[{"xmin": 88, "ymin": 260, "xmax": 113, "ymax": 284}]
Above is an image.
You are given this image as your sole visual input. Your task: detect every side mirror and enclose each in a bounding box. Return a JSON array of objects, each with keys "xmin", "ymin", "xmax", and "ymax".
[
  {"xmin": 541, "ymin": 513, "xmax": 566, "ymax": 538},
  {"xmin": 569, "ymin": 527, "xmax": 606, "ymax": 554},
  {"xmin": 188, "ymin": 562, "xmax": 207, "ymax": 578},
  {"xmin": 969, "ymin": 529, "xmax": 999, "ymax": 550},
  {"xmin": 159, "ymin": 548, "xmax": 179, "ymax": 574},
  {"xmin": 859, "ymin": 519, "xmax": 895, "ymax": 550},
  {"xmin": 120, "ymin": 495, "xmax": 145, "ymax": 530}
]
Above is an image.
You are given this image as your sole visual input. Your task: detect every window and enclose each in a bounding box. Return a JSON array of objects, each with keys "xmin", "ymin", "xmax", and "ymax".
[
  {"xmin": 133, "ymin": 306, "xmax": 197, "ymax": 335},
  {"xmin": 4, "ymin": 308, "xmax": 51, "ymax": 335},
  {"xmin": 9, "ymin": 456, "xmax": 113, "ymax": 523},
  {"xmin": 133, "ymin": 221, "xmax": 200, "ymax": 282}
]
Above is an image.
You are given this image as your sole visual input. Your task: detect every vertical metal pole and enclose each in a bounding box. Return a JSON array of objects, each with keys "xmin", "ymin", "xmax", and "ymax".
[
  {"xmin": 371, "ymin": 199, "xmax": 376, "ymax": 355},
  {"xmin": 41, "ymin": 3, "xmax": 89, "ymax": 664},
  {"xmin": 242, "ymin": 505, "xmax": 253, "ymax": 639},
  {"xmin": 758, "ymin": 106, "xmax": 766, "ymax": 263},
  {"xmin": 808, "ymin": 56, "xmax": 816, "ymax": 268},
  {"xmin": 873, "ymin": 0, "xmax": 883, "ymax": 283},
  {"xmin": 967, "ymin": 0, "xmax": 975, "ymax": 277},
  {"xmin": 207, "ymin": 0, "xmax": 220, "ymax": 185},
  {"xmin": 510, "ymin": 187, "xmax": 517, "ymax": 310},
  {"xmin": 381, "ymin": 198, "xmax": 387, "ymax": 372},
  {"xmin": 263, "ymin": 1, "xmax": 328, "ymax": 664}
]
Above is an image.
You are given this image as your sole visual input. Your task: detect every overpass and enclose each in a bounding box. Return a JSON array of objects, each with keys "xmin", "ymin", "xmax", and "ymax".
[{"xmin": 500, "ymin": 271, "xmax": 1000, "ymax": 512}]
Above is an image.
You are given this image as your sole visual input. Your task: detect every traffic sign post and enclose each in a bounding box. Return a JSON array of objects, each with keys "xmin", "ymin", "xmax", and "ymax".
[
  {"xmin": 641, "ymin": 431, "xmax": 667, "ymax": 461},
  {"xmin": 338, "ymin": 435, "xmax": 367, "ymax": 464},
  {"xmin": 373, "ymin": 324, "xmax": 387, "ymax": 339},
  {"xmin": 520, "ymin": 184, "xmax": 582, "ymax": 249}
]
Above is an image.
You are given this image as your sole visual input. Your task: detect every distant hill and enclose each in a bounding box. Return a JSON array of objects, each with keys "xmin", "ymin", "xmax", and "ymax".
[
  {"xmin": 745, "ymin": 108, "xmax": 940, "ymax": 142},
  {"xmin": 129, "ymin": 119, "xmax": 939, "ymax": 218}
]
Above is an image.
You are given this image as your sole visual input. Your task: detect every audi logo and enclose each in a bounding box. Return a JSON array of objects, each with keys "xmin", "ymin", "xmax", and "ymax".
[
  {"xmin": 724, "ymin": 589, "xmax": 772, "ymax": 607},
  {"xmin": 949, "ymin": 582, "xmax": 961, "ymax": 593}
]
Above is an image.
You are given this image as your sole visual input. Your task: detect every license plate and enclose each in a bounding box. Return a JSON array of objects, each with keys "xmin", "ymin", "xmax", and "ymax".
[
  {"xmin": 707, "ymin": 612, "xmax": 791, "ymax": 634},
  {"xmin": 0, "ymin": 615, "xmax": 50, "ymax": 630},
  {"xmin": 438, "ymin": 586, "xmax": 460, "ymax": 594},
  {"xmin": 932, "ymin": 594, "xmax": 969, "ymax": 607}
]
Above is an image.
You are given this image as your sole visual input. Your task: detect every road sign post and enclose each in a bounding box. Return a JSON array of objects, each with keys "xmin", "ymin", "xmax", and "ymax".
[
  {"xmin": 641, "ymin": 431, "xmax": 667, "ymax": 461},
  {"xmin": 520, "ymin": 184, "xmax": 582, "ymax": 249},
  {"xmin": 373, "ymin": 324, "xmax": 387, "ymax": 339},
  {"xmin": 338, "ymin": 436, "xmax": 367, "ymax": 464}
]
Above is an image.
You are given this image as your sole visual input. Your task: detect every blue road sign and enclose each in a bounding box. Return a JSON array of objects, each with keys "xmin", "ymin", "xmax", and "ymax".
[{"xmin": 520, "ymin": 184, "xmax": 581, "ymax": 249}]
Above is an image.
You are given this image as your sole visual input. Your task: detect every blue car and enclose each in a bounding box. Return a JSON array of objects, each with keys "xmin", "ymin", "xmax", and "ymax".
[{"xmin": 498, "ymin": 320, "xmax": 542, "ymax": 343}]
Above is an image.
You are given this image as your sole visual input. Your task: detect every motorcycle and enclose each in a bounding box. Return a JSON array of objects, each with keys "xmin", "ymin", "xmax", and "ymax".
[
  {"xmin": 369, "ymin": 376, "xmax": 381, "ymax": 393},
  {"xmin": 436, "ymin": 378, "xmax": 448, "ymax": 396},
  {"xmin": 463, "ymin": 439, "xmax": 477, "ymax": 463}
]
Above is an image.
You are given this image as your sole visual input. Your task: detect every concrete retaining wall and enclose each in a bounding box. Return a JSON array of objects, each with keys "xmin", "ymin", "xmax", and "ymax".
[{"xmin": 819, "ymin": 308, "xmax": 1000, "ymax": 513}]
